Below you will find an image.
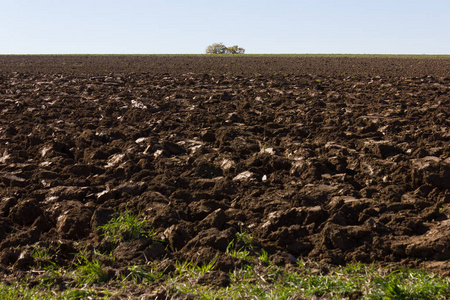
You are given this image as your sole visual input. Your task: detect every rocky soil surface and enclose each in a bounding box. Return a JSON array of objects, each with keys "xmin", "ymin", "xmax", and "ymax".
[{"xmin": 0, "ymin": 56, "xmax": 449, "ymax": 283}]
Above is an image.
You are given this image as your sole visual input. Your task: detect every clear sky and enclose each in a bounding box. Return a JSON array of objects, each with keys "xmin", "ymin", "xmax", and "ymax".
[{"xmin": 1, "ymin": 0, "xmax": 449, "ymax": 54}]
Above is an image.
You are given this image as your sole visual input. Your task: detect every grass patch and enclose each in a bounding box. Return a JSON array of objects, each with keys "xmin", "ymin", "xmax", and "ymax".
[
  {"xmin": 98, "ymin": 209, "xmax": 155, "ymax": 244},
  {"xmin": 5, "ymin": 233, "xmax": 450, "ymax": 299},
  {"xmin": 226, "ymin": 230, "xmax": 270, "ymax": 266},
  {"xmin": 2, "ymin": 259, "xmax": 449, "ymax": 299},
  {"xmin": 0, "ymin": 283, "xmax": 106, "ymax": 300},
  {"xmin": 163, "ymin": 260, "xmax": 450, "ymax": 299},
  {"xmin": 73, "ymin": 251, "xmax": 109, "ymax": 286},
  {"xmin": 370, "ymin": 268, "xmax": 450, "ymax": 299},
  {"xmin": 121, "ymin": 264, "xmax": 164, "ymax": 284},
  {"xmin": 235, "ymin": 229, "xmax": 256, "ymax": 248}
]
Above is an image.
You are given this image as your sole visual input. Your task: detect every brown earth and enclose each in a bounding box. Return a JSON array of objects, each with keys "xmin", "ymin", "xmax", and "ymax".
[
  {"xmin": 0, "ymin": 55, "xmax": 450, "ymax": 284},
  {"xmin": 1, "ymin": 55, "xmax": 450, "ymax": 77}
]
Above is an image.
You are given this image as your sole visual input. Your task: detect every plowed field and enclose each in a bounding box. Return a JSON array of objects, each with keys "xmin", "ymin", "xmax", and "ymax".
[{"xmin": 0, "ymin": 55, "xmax": 449, "ymax": 293}]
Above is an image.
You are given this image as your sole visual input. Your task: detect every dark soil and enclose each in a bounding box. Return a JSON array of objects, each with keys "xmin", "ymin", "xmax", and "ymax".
[{"xmin": 1, "ymin": 55, "xmax": 449, "ymax": 283}]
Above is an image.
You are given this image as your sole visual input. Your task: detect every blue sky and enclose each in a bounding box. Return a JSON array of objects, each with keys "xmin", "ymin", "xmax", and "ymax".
[{"xmin": 1, "ymin": 0, "xmax": 449, "ymax": 54}]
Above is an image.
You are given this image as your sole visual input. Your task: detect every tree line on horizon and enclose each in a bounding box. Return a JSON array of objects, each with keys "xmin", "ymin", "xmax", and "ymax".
[{"xmin": 206, "ymin": 43, "xmax": 245, "ymax": 54}]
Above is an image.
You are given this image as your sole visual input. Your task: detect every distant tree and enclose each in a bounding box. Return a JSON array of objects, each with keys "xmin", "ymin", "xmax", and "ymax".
[
  {"xmin": 206, "ymin": 43, "xmax": 245, "ymax": 54},
  {"xmin": 206, "ymin": 43, "xmax": 227, "ymax": 54},
  {"xmin": 226, "ymin": 45, "xmax": 245, "ymax": 54}
]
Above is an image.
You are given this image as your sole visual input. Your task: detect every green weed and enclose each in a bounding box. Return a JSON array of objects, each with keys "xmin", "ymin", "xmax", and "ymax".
[
  {"xmin": 32, "ymin": 246, "xmax": 51, "ymax": 260},
  {"xmin": 73, "ymin": 251, "xmax": 109, "ymax": 285},
  {"xmin": 258, "ymin": 249, "xmax": 271, "ymax": 265},
  {"xmin": 98, "ymin": 209, "xmax": 155, "ymax": 244},
  {"xmin": 123, "ymin": 264, "xmax": 163, "ymax": 284},
  {"xmin": 236, "ymin": 229, "xmax": 256, "ymax": 248},
  {"xmin": 226, "ymin": 240, "xmax": 251, "ymax": 260}
]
